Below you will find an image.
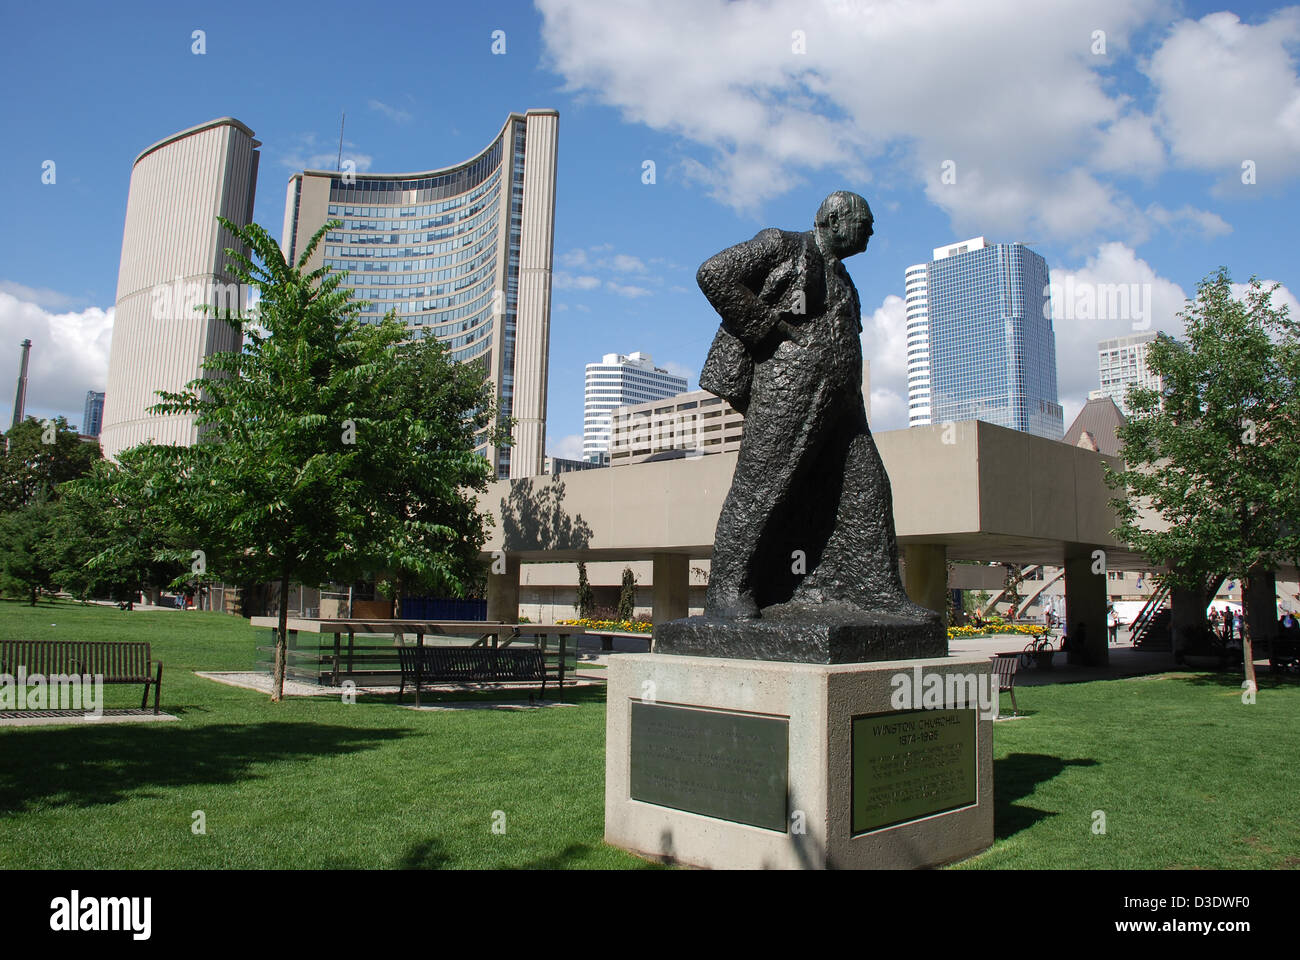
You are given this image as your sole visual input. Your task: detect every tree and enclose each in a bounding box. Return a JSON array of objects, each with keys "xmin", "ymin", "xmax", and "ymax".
[
  {"xmin": 1106, "ymin": 269, "xmax": 1300, "ymax": 692},
  {"xmin": 617, "ymin": 567, "xmax": 637, "ymax": 622},
  {"xmin": 360, "ymin": 326, "xmax": 508, "ymax": 611},
  {"xmin": 0, "ymin": 499, "xmax": 62, "ymax": 604},
  {"xmin": 0, "ymin": 416, "xmax": 100, "ymax": 513},
  {"xmin": 148, "ymin": 217, "xmax": 505, "ymax": 701},
  {"xmin": 575, "ymin": 561, "xmax": 595, "ymax": 619},
  {"xmin": 55, "ymin": 446, "xmax": 190, "ymax": 604}
]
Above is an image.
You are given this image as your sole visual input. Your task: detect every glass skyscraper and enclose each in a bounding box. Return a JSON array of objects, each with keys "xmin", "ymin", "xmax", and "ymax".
[
  {"xmin": 283, "ymin": 110, "xmax": 558, "ymax": 479},
  {"xmin": 82, "ymin": 390, "xmax": 105, "ymax": 437},
  {"xmin": 924, "ymin": 237, "xmax": 1063, "ymax": 440}
]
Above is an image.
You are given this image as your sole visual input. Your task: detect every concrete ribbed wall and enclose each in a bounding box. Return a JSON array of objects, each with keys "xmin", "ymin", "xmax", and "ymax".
[
  {"xmin": 511, "ymin": 110, "xmax": 558, "ymax": 478},
  {"xmin": 101, "ymin": 118, "xmax": 259, "ymax": 460}
]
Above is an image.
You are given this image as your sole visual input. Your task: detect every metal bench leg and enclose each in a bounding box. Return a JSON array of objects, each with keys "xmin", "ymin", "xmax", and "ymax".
[
  {"xmin": 142, "ymin": 680, "xmax": 150, "ymax": 711},
  {"xmin": 1009, "ymin": 686, "xmax": 1018, "ymax": 717},
  {"xmin": 153, "ymin": 663, "xmax": 162, "ymax": 715}
]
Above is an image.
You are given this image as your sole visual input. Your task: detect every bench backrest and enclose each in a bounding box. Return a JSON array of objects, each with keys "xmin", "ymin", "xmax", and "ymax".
[
  {"xmin": 0, "ymin": 640, "xmax": 153, "ymax": 682},
  {"xmin": 989, "ymin": 655, "xmax": 1018, "ymax": 689},
  {"xmin": 398, "ymin": 646, "xmax": 546, "ymax": 682}
]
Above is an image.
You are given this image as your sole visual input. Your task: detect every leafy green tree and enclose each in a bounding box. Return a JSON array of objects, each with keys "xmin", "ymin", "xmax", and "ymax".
[
  {"xmin": 55, "ymin": 446, "xmax": 189, "ymax": 604},
  {"xmin": 359, "ymin": 327, "xmax": 507, "ymax": 612},
  {"xmin": 0, "ymin": 416, "xmax": 100, "ymax": 512},
  {"xmin": 0, "ymin": 499, "xmax": 62, "ymax": 604},
  {"xmin": 1106, "ymin": 270, "xmax": 1300, "ymax": 691},
  {"xmin": 575, "ymin": 561, "xmax": 595, "ymax": 619},
  {"xmin": 617, "ymin": 566, "xmax": 637, "ymax": 622},
  {"xmin": 147, "ymin": 216, "xmax": 503, "ymax": 700}
]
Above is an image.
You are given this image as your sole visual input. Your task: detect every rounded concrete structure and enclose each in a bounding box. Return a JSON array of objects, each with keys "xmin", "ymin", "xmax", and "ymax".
[
  {"xmin": 101, "ymin": 118, "xmax": 261, "ymax": 460},
  {"xmin": 283, "ymin": 110, "xmax": 558, "ymax": 479}
]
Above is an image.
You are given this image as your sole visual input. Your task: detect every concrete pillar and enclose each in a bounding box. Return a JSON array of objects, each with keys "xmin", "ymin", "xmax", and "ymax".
[
  {"xmin": 652, "ymin": 553, "xmax": 690, "ymax": 624},
  {"xmin": 903, "ymin": 544, "xmax": 948, "ymax": 628},
  {"xmin": 1064, "ymin": 546, "xmax": 1108, "ymax": 666},
  {"xmin": 486, "ymin": 554, "xmax": 522, "ymax": 624},
  {"xmin": 1169, "ymin": 571, "xmax": 1212, "ymax": 663}
]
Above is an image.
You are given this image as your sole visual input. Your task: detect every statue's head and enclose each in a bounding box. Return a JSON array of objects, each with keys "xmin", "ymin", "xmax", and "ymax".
[{"xmin": 814, "ymin": 191, "xmax": 873, "ymax": 259}]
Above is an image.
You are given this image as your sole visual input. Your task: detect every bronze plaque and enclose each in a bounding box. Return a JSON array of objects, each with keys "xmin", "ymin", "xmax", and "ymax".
[
  {"xmin": 851, "ymin": 709, "xmax": 977, "ymax": 835},
  {"xmin": 630, "ymin": 701, "xmax": 789, "ymax": 832}
]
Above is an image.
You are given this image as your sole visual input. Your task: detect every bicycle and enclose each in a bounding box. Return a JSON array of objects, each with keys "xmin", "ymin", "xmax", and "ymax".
[{"xmin": 1020, "ymin": 628, "xmax": 1056, "ymax": 669}]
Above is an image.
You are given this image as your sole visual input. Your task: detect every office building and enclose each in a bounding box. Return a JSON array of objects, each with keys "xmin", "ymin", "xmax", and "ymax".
[
  {"xmin": 1095, "ymin": 331, "xmax": 1161, "ymax": 416},
  {"xmin": 608, "ymin": 389, "xmax": 743, "ymax": 466},
  {"xmin": 283, "ymin": 110, "xmax": 558, "ymax": 479},
  {"xmin": 101, "ymin": 118, "xmax": 261, "ymax": 459},
  {"xmin": 82, "ymin": 390, "xmax": 105, "ymax": 437},
  {"xmin": 904, "ymin": 263, "xmax": 931, "ymax": 426},
  {"xmin": 925, "ymin": 237, "xmax": 1064, "ymax": 440},
  {"xmin": 583, "ymin": 352, "xmax": 686, "ymax": 463}
]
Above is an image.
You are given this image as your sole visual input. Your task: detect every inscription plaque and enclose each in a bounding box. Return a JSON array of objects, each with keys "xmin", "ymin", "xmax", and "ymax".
[
  {"xmin": 630, "ymin": 701, "xmax": 789, "ymax": 831},
  {"xmin": 851, "ymin": 708, "xmax": 976, "ymax": 835}
]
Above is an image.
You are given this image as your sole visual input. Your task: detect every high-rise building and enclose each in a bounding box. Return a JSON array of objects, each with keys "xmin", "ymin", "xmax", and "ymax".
[
  {"xmin": 904, "ymin": 263, "xmax": 931, "ymax": 426},
  {"xmin": 583, "ymin": 352, "xmax": 687, "ymax": 463},
  {"xmin": 82, "ymin": 391, "xmax": 105, "ymax": 437},
  {"xmin": 283, "ymin": 110, "xmax": 558, "ymax": 479},
  {"xmin": 1095, "ymin": 331, "xmax": 1161, "ymax": 416},
  {"xmin": 101, "ymin": 118, "xmax": 261, "ymax": 460},
  {"xmin": 925, "ymin": 237, "xmax": 1064, "ymax": 440}
]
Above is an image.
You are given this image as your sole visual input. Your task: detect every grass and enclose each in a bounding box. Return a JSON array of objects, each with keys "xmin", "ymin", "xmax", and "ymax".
[{"xmin": 1, "ymin": 598, "xmax": 1297, "ymax": 869}]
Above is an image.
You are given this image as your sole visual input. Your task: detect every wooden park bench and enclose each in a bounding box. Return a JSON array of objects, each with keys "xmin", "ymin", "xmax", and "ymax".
[
  {"xmin": 396, "ymin": 646, "xmax": 549, "ymax": 707},
  {"xmin": 989, "ymin": 653, "xmax": 1020, "ymax": 718},
  {"xmin": 0, "ymin": 640, "xmax": 162, "ymax": 714}
]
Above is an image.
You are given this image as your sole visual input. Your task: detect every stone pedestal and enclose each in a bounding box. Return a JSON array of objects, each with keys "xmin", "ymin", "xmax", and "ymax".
[{"xmin": 605, "ymin": 653, "xmax": 994, "ymax": 869}]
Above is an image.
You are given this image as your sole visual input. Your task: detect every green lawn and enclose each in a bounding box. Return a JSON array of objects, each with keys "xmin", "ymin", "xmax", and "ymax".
[{"xmin": 1, "ymin": 599, "xmax": 1296, "ymax": 869}]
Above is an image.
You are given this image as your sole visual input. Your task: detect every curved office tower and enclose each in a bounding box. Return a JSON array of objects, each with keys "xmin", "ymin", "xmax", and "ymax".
[
  {"xmin": 283, "ymin": 109, "xmax": 558, "ymax": 479},
  {"xmin": 904, "ymin": 262, "xmax": 931, "ymax": 427},
  {"xmin": 101, "ymin": 117, "xmax": 261, "ymax": 460}
]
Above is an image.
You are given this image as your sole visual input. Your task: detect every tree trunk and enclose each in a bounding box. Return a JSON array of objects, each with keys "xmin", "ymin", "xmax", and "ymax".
[
  {"xmin": 29, "ymin": 586, "xmax": 37, "ymax": 606},
  {"xmin": 272, "ymin": 569, "xmax": 290, "ymax": 703},
  {"xmin": 1242, "ymin": 567, "xmax": 1276, "ymax": 696}
]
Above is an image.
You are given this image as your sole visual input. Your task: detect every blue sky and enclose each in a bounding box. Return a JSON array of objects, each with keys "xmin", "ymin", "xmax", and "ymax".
[{"xmin": 2, "ymin": 0, "xmax": 1298, "ymax": 454}]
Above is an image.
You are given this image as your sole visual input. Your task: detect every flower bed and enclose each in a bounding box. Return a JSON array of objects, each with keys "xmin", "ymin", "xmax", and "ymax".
[
  {"xmin": 556, "ymin": 618, "xmax": 653, "ymax": 635},
  {"xmin": 947, "ymin": 623, "xmax": 1049, "ymax": 641}
]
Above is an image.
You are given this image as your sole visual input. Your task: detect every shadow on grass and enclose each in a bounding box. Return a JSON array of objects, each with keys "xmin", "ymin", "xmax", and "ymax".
[
  {"xmin": 993, "ymin": 753, "xmax": 1099, "ymax": 840},
  {"xmin": 1168, "ymin": 671, "xmax": 1299, "ymax": 690},
  {"xmin": 360, "ymin": 684, "xmax": 609, "ymax": 708},
  {"xmin": 0, "ymin": 722, "xmax": 409, "ymax": 814}
]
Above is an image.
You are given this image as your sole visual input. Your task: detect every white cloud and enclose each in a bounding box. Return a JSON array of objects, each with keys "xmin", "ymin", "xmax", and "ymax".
[
  {"xmin": 605, "ymin": 281, "xmax": 652, "ymax": 298},
  {"xmin": 0, "ymin": 281, "xmax": 85, "ymax": 311},
  {"xmin": 368, "ymin": 98, "xmax": 412, "ymax": 124},
  {"xmin": 554, "ymin": 272, "xmax": 602, "ymax": 290},
  {"xmin": 538, "ymin": 0, "xmax": 1248, "ymax": 243},
  {"xmin": 0, "ymin": 292, "xmax": 113, "ymax": 425},
  {"xmin": 1230, "ymin": 280, "xmax": 1300, "ymax": 319},
  {"xmin": 1144, "ymin": 9, "xmax": 1300, "ymax": 186},
  {"xmin": 611, "ymin": 254, "xmax": 647, "ymax": 273},
  {"xmin": 548, "ymin": 433, "xmax": 585, "ymax": 460},
  {"xmin": 860, "ymin": 294, "xmax": 910, "ymax": 432},
  {"xmin": 1047, "ymin": 242, "xmax": 1190, "ymax": 415},
  {"xmin": 660, "ymin": 360, "xmax": 695, "ymax": 385},
  {"xmin": 279, "ymin": 133, "xmax": 373, "ymax": 173}
]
